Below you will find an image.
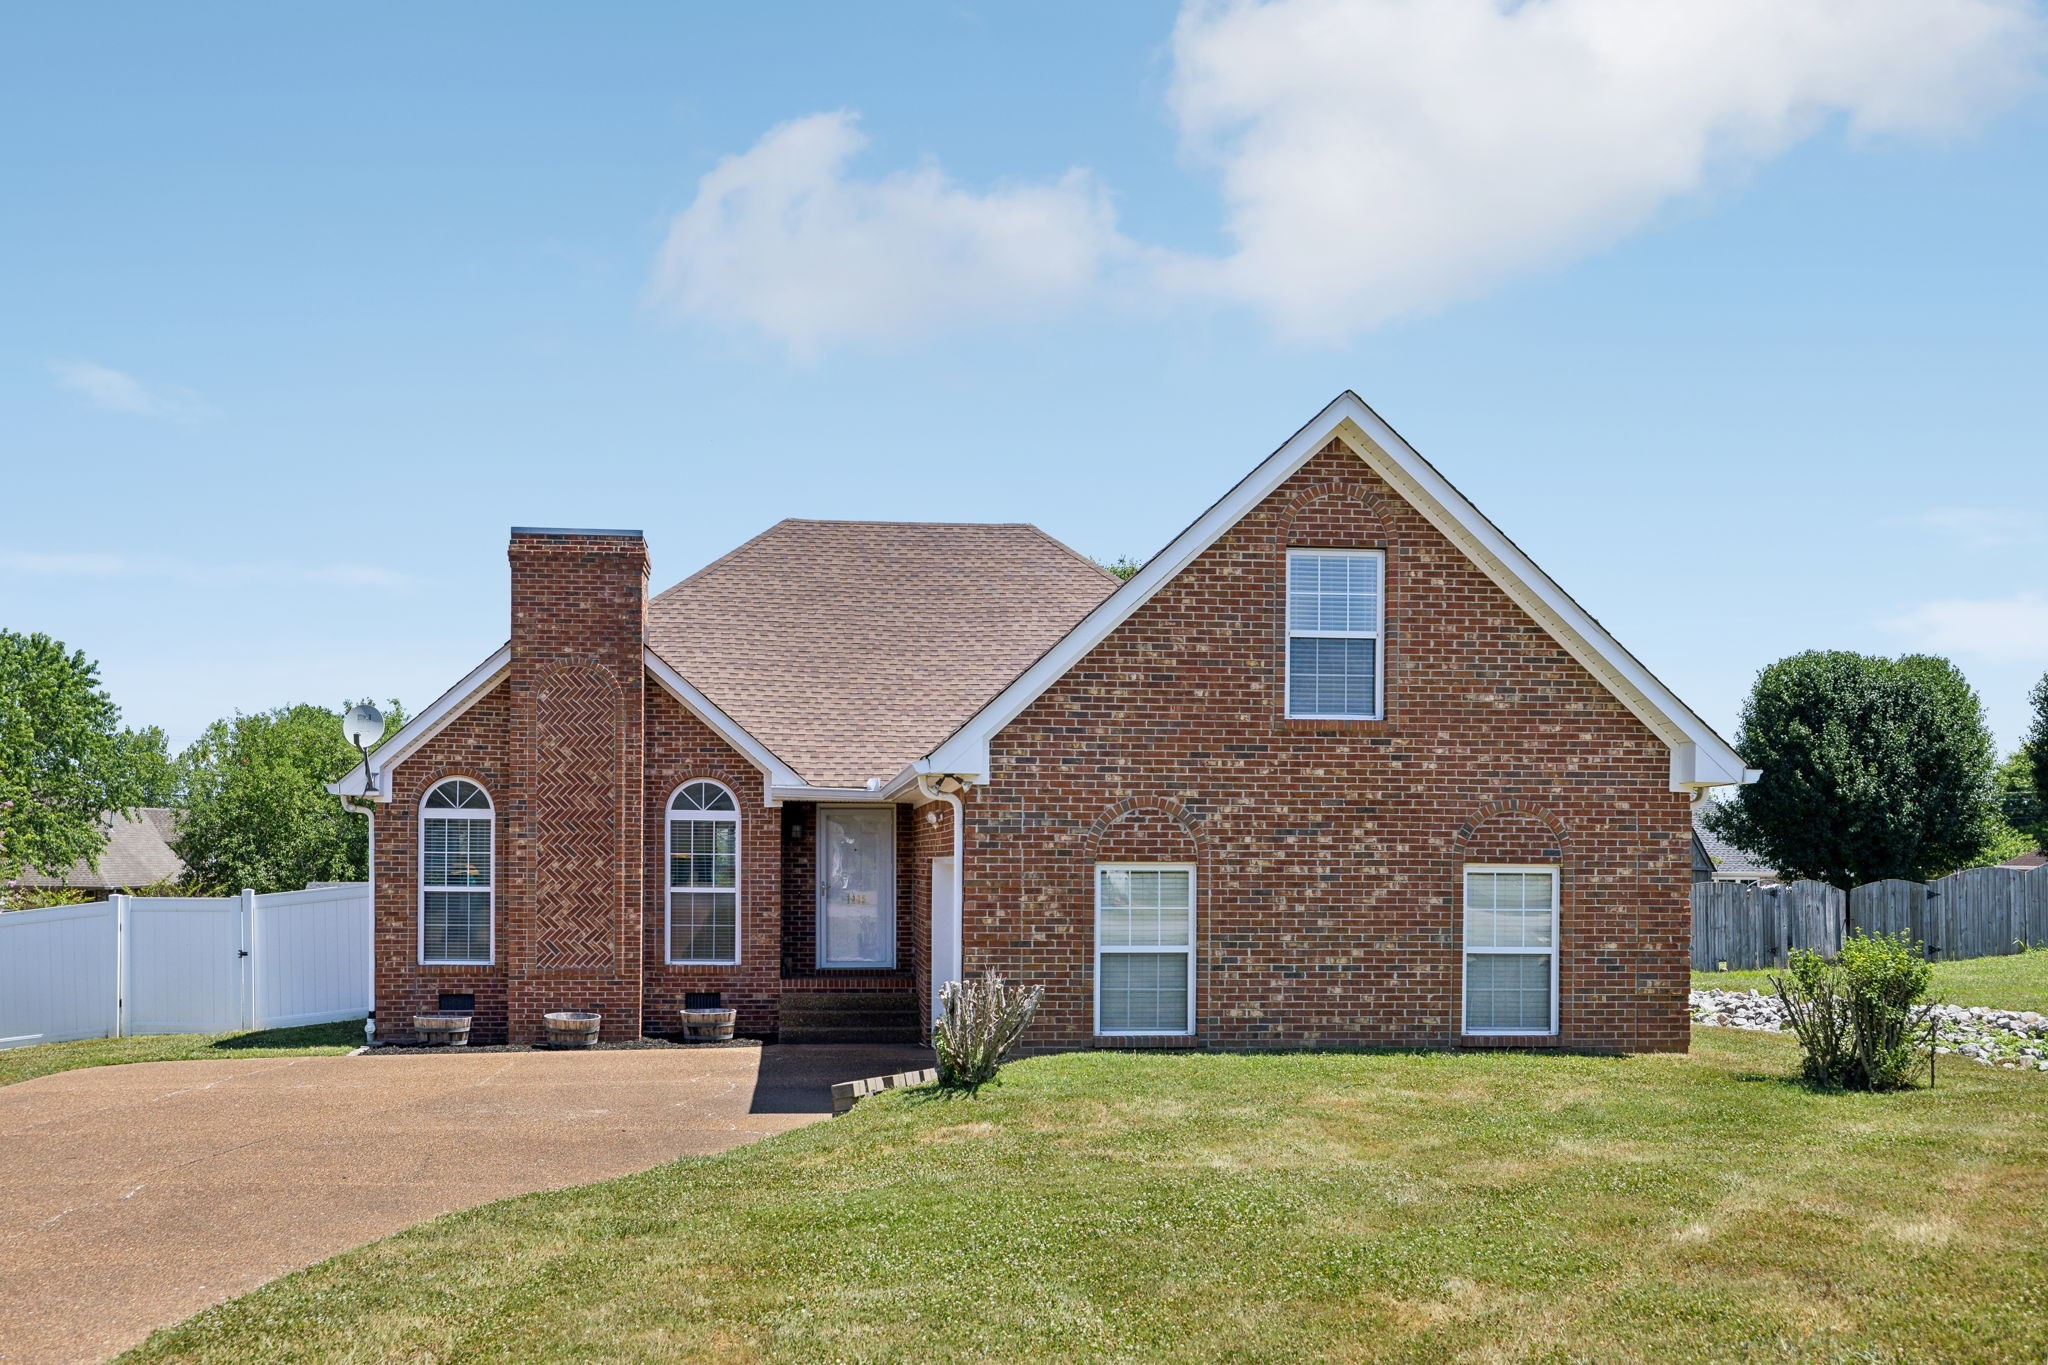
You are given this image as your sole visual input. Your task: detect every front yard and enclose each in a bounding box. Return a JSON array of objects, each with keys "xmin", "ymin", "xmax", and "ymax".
[
  {"xmin": 0, "ymin": 1020, "xmax": 362, "ymax": 1088},
  {"xmin": 132, "ymin": 1027, "xmax": 2048, "ymax": 1363}
]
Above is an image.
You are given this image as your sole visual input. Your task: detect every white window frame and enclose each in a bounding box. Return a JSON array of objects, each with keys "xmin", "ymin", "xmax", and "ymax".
[
  {"xmin": 1284, "ymin": 547, "xmax": 1385, "ymax": 720},
  {"xmin": 666, "ymin": 779, "xmax": 742, "ymax": 966},
  {"xmin": 418, "ymin": 776, "xmax": 495, "ymax": 967},
  {"xmin": 1460, "ymin": 864, "xmax": 1560, "ymax": 1037},
  {"xmin": 1093, "ymin": 862, "xmax": 1197, "ymax": 1037}
]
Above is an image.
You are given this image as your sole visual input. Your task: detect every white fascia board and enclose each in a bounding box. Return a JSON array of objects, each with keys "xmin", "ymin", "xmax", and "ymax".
[
  {"xmin": 642, "ymin": 648, "xmax": 805, "ymax": 799},
  {"xmin": 767, "ymin": 784, "xmax": 907, "ymax": 804},
  {"xmin": 327, "ymin": 646, "xmax": 513, "ymax": 802},
  {"xmin": 923, "ymin": 391, "xmax": 1747, "ymax": 792}
]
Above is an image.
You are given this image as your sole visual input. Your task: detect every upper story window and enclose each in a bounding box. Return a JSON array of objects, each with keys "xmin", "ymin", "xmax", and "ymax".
[
  {"xmin": 1286, "ymin": 549, "xmax": 1384, "ymax": 719},
  {"xmin": 668, "ymin": 780, "xmax": 740, "ymax": 965},
  {"xmin": 420, "ymin": 778, "xmax": 493, "ymax": 965}
]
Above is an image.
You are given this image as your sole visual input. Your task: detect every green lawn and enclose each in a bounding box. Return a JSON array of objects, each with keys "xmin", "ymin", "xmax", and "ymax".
[
  {"xmin": 0, "ymin": 1019, "xmax": 363, "ymax": 1088},
  {"xmin": 1695, "ymin": 945, "xmax": 2048, "ymax": 1013},
  {"xmin": 131, "ymin": 1028, "xmax": 2048, "ymax": 1364}
]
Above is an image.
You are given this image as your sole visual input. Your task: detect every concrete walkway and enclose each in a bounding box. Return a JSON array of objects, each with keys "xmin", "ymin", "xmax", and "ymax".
[{"xmin": 0, "ymin": 1042, "xmax": 930, "ymax": 1364}]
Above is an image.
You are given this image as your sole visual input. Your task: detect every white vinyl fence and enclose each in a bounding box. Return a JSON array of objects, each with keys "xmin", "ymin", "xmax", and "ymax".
[{"xmin": 0, "ymin": 883, "xmax": 368, "ymax": 1050}]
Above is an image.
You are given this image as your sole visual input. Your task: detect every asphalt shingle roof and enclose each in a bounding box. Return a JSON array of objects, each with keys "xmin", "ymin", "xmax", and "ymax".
[
  {"xmin": 16, "ymin": 808, "xmax": 186, "ymax": 890},
  {"xmin": 647, "ymin": 520, "xmax": 1120, "ymax": 788}
]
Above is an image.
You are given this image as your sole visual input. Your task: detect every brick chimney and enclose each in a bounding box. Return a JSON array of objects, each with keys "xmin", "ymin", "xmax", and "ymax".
[{"xmin": 503, "ymin": 528, "xmax": 648, "ymax": 1044}]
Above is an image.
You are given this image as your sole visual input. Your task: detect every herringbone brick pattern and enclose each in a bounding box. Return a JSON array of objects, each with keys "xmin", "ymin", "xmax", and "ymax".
[{"xmin": 534, "ymin": 661, "xmax": 624, "ymax": 972}]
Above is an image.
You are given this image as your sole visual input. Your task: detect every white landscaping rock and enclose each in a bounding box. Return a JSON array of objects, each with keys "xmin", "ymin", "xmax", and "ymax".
[{"xmin": 1689, "ymin": 987, "xmax": 2048, "ymax": 1072}]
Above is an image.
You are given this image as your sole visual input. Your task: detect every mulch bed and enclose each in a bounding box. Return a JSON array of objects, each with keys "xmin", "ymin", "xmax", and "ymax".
[{"xmin": 363, "ymin": 1035, "xmax": 766, "ymax": 1055}]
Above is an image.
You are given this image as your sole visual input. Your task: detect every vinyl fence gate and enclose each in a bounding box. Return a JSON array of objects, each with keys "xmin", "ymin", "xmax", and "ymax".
[{"xmin": 0, "ymin": 883, "xmax": 369, "ymax": 1050}]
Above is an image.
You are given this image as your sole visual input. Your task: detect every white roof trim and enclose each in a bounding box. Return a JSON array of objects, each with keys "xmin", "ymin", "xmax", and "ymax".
[
  {"xmin": 642, "ymin": 648, "xmax": 805, "ymax": 799},
  {"xmin": 921, "ymin": 391, "xmax": 1748, "ymax": 793},
  {"xmin": 328, "ymin": 644, "xmax": 806, "ymax": 804},
  {"xmin": 328, "ymin": 646, "xmax": 512, "ymax": 802}
]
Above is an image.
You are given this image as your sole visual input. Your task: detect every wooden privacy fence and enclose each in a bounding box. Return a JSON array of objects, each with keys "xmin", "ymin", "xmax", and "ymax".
[{"xmin": 1693, "ymin": 865, "xmax": 2048, "ymax": 971}]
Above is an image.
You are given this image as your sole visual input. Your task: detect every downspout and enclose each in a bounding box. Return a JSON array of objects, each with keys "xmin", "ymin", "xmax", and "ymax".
[{"xmin": 341, "ymin": 792, "xmax": 378, "ymax": 1045}]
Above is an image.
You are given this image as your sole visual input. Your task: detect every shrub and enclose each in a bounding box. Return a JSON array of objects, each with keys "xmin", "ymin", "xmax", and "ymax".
[
  {"xmin": 932, "ymin": 971, "xmax": 1044, "ymax": 1091},
  {"xmin": 1772, "ymin": 931, "xmax": 1933, "ymax": 1090}
]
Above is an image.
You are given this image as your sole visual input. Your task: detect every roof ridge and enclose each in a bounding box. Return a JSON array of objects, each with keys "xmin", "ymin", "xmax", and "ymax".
[
  {"xmin": 649, "ymin": 519, "xmax": 797, "ymax": 603},
  {"xmin": 1015, "ymin": 522, "xmax": 1125, "ymax": 588}
]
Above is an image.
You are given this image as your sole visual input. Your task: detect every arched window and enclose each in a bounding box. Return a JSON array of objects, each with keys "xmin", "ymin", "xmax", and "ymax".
[
  {"xmin": 420, "ymin": 778, "xmax": 493, "ymax": 965},
  {"xmin": 668, "ymin": 780, "xmax": 740, "ymax": 964}
]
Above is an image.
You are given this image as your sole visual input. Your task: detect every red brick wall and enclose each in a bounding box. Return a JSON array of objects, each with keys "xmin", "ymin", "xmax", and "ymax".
[
  {"xmin": 965, "ymin": 437, "xmax": 1692, "ymax": 1053},
  {"xmin": 641, "ymin": 686, "xmax": 782, "ymax": 1036},
  {"xmin": 505, "ymin": 530, "xmax": 647, "ymax": 1043},
  {"xmin": 371, "ymin": 684, "xmax": 512, "ymax": 1042}
]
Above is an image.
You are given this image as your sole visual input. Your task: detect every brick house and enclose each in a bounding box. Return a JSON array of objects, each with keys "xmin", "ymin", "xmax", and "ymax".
[{"xmin": 332, "ymin": 393, "xmax": 1751, "ymax": 1051}]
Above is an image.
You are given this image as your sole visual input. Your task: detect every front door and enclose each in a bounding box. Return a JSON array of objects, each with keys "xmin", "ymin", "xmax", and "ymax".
[{"xmin": 817, "ymin": 806, "xmax": 896, "ymax": 968}]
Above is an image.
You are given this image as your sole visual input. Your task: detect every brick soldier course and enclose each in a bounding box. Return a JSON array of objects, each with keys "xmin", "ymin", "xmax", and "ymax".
[{"xmin": 341, "ymin": 393, "xmax": 1745, "ymax": 1050}]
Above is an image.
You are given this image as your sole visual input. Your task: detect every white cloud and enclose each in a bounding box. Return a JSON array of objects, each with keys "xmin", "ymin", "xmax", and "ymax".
[
  {"xmin": 50, "ymin": 360, "xmax": 208, "ymax": 420},
  {"xmin": 648, "ymin": 111, "xmax": 1132, "ymax": 354},
  {"xmin": 1166, "ymin": 0, "xmax": 2046, "ymax": 337},
  {"xmin": 1909, "ymin": 506, "xmax": 2044, "ymax": 547},
  {"xmin": 655, "ymin": 0, "xmax": 2043, "ymax": 350},
  {"xmin": 1884, "ymin": 592, "xmax": 2048, "ymax": 663},
  {"xmin": 0, "ymin": 550, "xmax": 410, "ymax": 592}
]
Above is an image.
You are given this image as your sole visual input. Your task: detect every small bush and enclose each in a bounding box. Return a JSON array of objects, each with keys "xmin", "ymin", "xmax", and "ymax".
[
  {"xmin": 933, "ymin": 971, "xmax": 1044, "ymax": 1091},
  {"xmin": 1772, "ymin": 931, "xmax": 1933, "ymax": 1090}
]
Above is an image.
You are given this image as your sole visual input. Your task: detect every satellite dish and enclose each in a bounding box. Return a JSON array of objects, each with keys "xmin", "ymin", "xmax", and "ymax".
[{"xmin": 343, "ymin": 703, "xmax": 385, "ymax": 749}]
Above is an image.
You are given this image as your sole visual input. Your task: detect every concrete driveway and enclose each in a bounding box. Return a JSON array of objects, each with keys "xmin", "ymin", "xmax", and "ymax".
[{"xmin": 0, "ymin": 1042, "xmax": 930, "ymax": 1365}]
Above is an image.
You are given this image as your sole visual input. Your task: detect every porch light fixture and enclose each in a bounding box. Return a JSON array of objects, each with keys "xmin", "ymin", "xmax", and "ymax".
[{"xmin": 343, "ymin": 702, "xmax": 385, "ymax": 797}]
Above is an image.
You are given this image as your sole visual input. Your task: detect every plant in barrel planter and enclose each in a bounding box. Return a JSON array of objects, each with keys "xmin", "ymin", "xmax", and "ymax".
[
  {"xmin": 413, "ymin": 1011, "xmax": 471, "ymax": 1046},
  {"xmin": 543, "ymin": 1011, "xmax": 602, "ymax": 1049},
  {"xmin": 682, "ymin": 1006, "xmax": 736, "ymax": 1042}
]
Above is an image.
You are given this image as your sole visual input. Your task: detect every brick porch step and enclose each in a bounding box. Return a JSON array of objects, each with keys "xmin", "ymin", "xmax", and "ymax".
[{"xmin": 778, "ymin": 990, "xmax": 923, "ymax": 1044}]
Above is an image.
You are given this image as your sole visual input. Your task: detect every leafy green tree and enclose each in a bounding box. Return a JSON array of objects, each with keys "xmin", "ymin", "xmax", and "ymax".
[
  {"xmin": 173, "ymin": 700, "xmax": 402, "ymax": 893},
  {"xmin": 0, "ymin": 630, "xmax": 143, "ymax": 879},
  {"xmin": 115, "ymin": 725, "xmax": 181, "ymax": 806},
  {"xmin": 1995, "ymin": 745, "xmax": 2044, "ymax": 850},
  {"xmin": 1706, "ymin": 651, "xmax": 1998, "ymax": 887},
  {"xmin": 2028, "ymin": 673, "xmax": 2048, "ymax": 825},
  {"xmin": 1096, "ymin": 556, "xmax": 1144, "ymax": 581}
]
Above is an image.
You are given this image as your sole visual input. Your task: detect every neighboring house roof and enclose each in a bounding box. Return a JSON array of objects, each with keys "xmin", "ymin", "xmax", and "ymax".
[
  {"xmin": 647, "ymin": 520, "xmax": 1120, "ymax": 789},
  {"xmin": 916, "ymin": 392, "xmax": 1752, "ymax": 793},
  {"xmin": 15, "ymin": 808, "xmax": 185, "ymax": 890},
  {"xmin": 1999, "ymin": 850, "xmax": 2048, "ymax": 870},
  {"xmin": 1690, "ymin": 810, "xmax": 1780, "ymax": 882}
]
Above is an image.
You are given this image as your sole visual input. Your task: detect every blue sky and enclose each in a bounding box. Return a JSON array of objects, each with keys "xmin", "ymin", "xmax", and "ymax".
[{"xmin": 4, "ymin": 1, "xmax": 2046, "ymax": 755}]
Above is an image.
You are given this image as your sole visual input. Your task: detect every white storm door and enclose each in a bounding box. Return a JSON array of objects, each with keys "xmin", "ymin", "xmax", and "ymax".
[
  {"xmin": 818, "ymin": 807, "xmax": 897, "ymax": 968},
  {"xmin": 930, "ymin": 856, "xmax": 960, "ymax": 1020}
]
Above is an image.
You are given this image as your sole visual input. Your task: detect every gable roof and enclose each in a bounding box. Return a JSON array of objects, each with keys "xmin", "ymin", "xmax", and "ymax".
[
  {"xmin": 17, "ymin": 808, "xmax": 185, "ymax": 890},
  {"xmin": 328, "ymin": 640, "xmax": 807, "ymax": 801},
  {"xmin": 911, "ymin": 391, "xmax": 1751, "ymax": 794},
  {"xmin": 647, "ymin": 520, "xmax": 1119, "ymax": 789},
  {"xmin": 1691, "ymin": 809, "xmax": 1781, "ymax": 881}
]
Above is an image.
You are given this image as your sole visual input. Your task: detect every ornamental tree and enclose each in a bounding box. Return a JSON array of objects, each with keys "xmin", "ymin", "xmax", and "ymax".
[{"xmin": 1706, "ymin": 651, "xmax": 1998, "ymax": 887}]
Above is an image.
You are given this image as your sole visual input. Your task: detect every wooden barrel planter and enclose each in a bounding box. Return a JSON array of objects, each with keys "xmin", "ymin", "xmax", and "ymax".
[
  {"xmin": 682, "ymin": 1007, "xmax": 736, "ymax": 1043},
  {"xmin": 413, "ymin": 1012, "xmax": 471, "ymax": 1047},
  {"xmin": 543, "ymin": 1011, "xmax": 602, "ymax": 1049}
]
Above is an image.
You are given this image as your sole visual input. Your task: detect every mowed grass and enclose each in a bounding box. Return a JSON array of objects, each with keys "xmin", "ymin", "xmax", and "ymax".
[
  {"xmin": 0, "ymin": 1019, "xmax": 363, "ymax": 1088},
  {"xmin": 1695, "ymin": 945, "xmax": 2048, "ymax": 1013},
  {"xmin": 132, "ymin": 1028, "xmax": 2048, "ymax": 1364}
]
